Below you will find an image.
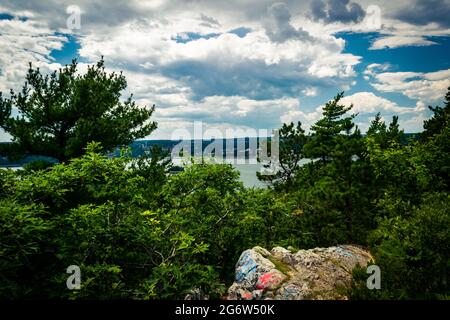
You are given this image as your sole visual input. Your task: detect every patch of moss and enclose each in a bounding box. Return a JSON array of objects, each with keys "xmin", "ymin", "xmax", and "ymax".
[
  {"xmin": 254, "ymin": 247, "xmax": 269, "ymax": 257},
  {"xmin": 287, "ymin": 246, "xmax": 299, "ymax": 253},
  {"xmin": 267, "ymin": 255, "xmax": 291, "ymax": 275},
  {"xmin": 335, "ymin": 281, "xmax": 351, "ymax": 298},
  {"xmin": 329, "ymin": 258, "xmax": 342, "ymax": 267}
]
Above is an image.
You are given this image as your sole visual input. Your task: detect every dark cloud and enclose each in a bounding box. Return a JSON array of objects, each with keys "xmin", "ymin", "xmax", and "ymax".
[
  {"xmin": 394, "ymin": 0, "xmax": 450, "ymax": 28},
  {"xmin": 199, "ymin": 13, "xmax": 221, "ymax": 28},
  {"xmin": 159, "ymin": 58, "xmax": 344, "ymax": 102},
  {"xmin": 0, "ymin": 0, "xmax": 152, "ymax": 31},
  {"xmin": 265, "ymin": 2, "xmax": 313, "ymax": 43},
  {"xmin": 310, "ymin": 0, "xmax": 365, "ymax": 24}
]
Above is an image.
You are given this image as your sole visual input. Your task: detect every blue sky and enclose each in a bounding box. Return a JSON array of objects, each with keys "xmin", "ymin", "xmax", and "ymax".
[
  {"xmin": 1, "ymin": 0, "xmax": 450, "ymax": 140},
  {"xmin": 49, "ymin": 34, "xmax": 82, "ymax": 65}
]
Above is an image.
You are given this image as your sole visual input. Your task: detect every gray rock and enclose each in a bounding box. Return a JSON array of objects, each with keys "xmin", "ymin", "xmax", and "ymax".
[
  {"xmin": 271, "ymin": 247, "xmax": 294, "ymax": 265},
  {"xmin": 227, "ymin": 245, "xmax": 372, "ymax": 300}
]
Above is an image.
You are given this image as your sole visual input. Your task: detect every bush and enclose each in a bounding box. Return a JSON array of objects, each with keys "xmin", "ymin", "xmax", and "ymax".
[
  {"xmin": 0, "ymin": 144, "xmax": 323, "ymax": 299},
  {"xmin": 349, "ymin": 193, "xmax": 450, "ymax": 299}
]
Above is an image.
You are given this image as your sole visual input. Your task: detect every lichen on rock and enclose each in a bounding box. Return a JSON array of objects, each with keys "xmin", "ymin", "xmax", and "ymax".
[{"xmin": 227, "ymin": 245, "xmax": 372, "ymax": 300}]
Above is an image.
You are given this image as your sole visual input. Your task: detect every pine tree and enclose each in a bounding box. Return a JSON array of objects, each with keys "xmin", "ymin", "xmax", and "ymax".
[
  {"xmin": 0, "ymin": 58, "xmax": 157, "ymax": 162},
  {"xmin": 367, "ymin": 112, "xmax": 387, "ymax": 137},
  {"xmin": 422, "ymin": 86, "xmax": 450, "ymax": 139},
  {"xmin": 257, "ymin": 121, "xmax": 307, "ymax": 188},
  {"xmin": 299, "ymin": 93, "xmax": 372, "ymax": 243},
  {"xmin": 367, "ymin": 113, "xmax": 404, "ymax": 148},
  {"xmin": 416, "ymin": 87, "xmax": 450, "ymax": 191},
  {"xmin": 305, "ymin": 92, "xmax": 357, "ymax": 163}
]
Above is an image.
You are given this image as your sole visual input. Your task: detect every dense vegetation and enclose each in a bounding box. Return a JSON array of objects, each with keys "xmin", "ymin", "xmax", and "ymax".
[{"xmin": 0, "ymin": 60, "xmax": 448, "ymax": 299}]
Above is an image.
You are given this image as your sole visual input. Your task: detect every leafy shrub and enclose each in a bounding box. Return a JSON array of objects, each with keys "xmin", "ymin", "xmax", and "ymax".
[{"xmin": 349, "ymin": 193, "xmax": 450, "ymax": 299}]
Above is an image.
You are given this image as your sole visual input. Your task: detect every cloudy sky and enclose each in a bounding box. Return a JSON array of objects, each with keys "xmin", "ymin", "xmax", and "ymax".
[{"xmin": 0, "ymin": 0, "xmax": 449, "ymax": 140}]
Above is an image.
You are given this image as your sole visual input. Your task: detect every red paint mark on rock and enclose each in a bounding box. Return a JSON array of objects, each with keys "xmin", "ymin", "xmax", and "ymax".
[
  {"xmin": 241, "ymin": 291, "xmax": 252, "ymax": 299},
  {"xmin": 256, "ymin": 272, "xmax": 284, "ymax": 290}
]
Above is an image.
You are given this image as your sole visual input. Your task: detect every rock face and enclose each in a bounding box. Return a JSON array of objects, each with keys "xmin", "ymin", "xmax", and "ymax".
[{"xmin": 227, "ymin": 245, "xmax": 372, "ymax": 300}]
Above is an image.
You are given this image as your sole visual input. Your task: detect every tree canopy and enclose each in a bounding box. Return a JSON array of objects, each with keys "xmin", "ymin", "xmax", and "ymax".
[{"xmin": 0, "ymin": 59, "xmax": 157, "ymax": 162}]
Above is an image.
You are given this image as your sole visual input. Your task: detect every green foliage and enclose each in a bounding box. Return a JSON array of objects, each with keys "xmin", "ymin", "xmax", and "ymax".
[
  {"xmin": 367, "ymin": 113, "xmax": 404, "ymax": 148},
  {"xmin": 304, "ymin": 92, "xmax": 357, "ymax": 163},
  {"xmin": 257, "ymin": 121, "xmax": 307, "ymax": 189},
  {"xmin": 0, "ymin": 142, "xmax": 174, "ymax": 298},
  {"xmin": 238, "ymin": 189, "xmax": 310, "ymax": 249},
  {"xmin": 1, "ymin": 87, "xmax": 450, "ymax": 300},
  {"xmin": 258, "ymin": 90, "xmax": 450, "ymax": 299},
  {"xmin": 0, "ymin": 200, "xmax": 50, "ymax": 297},
  {"xmin": 22, "ymin": 159, "xmax": 54, "ymax": 172},
  {"xmin": 349, "ymin": 193, "xmax": 450, "ymax": 299},
  {"xmin": 0, "ymin": 58, "xmax": 157, "ymax": 162},
  {"xmin": 285, "ymin": 93, "xmax": 373, "ymax": 244},
  {"xmin": 0, "ymin": 144, "xmax": 307, "ymax": 299},
  {"xmin": 422, "ymin": 87, "xmax": 450, "ymax": 140},
  {"xmin": 346, "ymin": 89, "xmax": 450, "ymax": 299}
]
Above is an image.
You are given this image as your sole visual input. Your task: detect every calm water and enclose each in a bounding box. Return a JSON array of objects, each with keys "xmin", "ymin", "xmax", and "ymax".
[{"xmin": 233, "ymin": 163, "xmax": 267, "ymax": 188}]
